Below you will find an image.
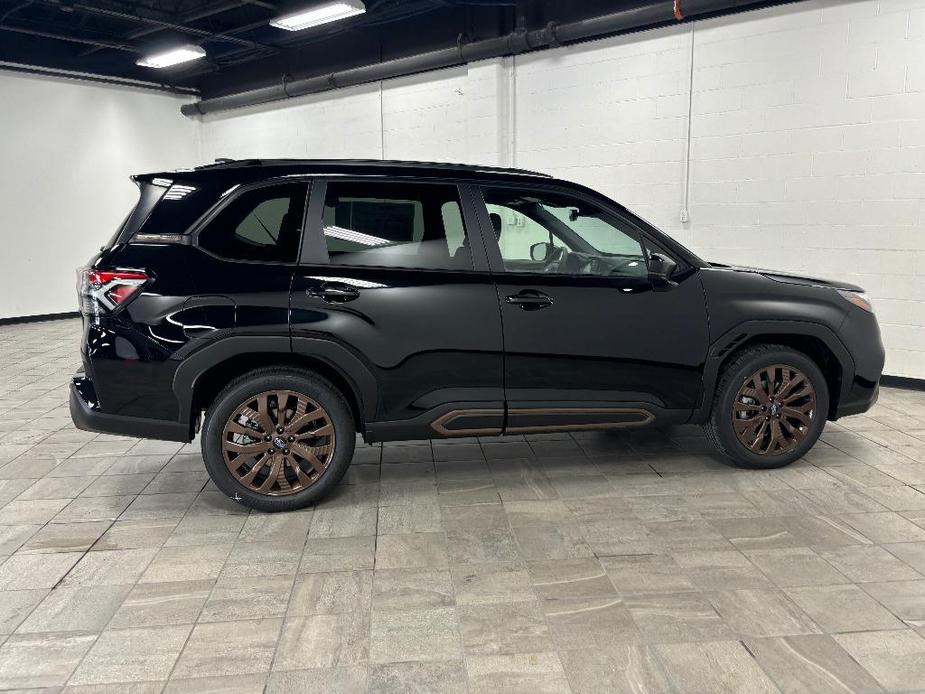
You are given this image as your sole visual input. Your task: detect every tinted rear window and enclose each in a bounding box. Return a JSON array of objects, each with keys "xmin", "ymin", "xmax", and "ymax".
[
  {"xmin": 197, "ymin": 182, "xmax": 307, "ymax": 263},
  {"xmin": 321, "ymin": 181, "xmax": 471, "ymax": 270}
]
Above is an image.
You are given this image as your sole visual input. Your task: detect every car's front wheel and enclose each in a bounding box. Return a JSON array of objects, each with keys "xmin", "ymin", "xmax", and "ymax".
[
  {"xmin": 201, "ymin": 368, "xmax": 355, "ymax": 512},
  {"xmin": 705, "ymin": 345, "xmax": 829, "ymax": 469}
]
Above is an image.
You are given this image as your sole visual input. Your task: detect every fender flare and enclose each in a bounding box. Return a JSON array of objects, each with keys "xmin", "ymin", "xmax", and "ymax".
[
  {"xmin": 692, "ymin": 319, "xmax": 855, "ymax": 422},
  {"xmin": 172, "ymin": 335, "xmax": 378, "ymax": 432}
]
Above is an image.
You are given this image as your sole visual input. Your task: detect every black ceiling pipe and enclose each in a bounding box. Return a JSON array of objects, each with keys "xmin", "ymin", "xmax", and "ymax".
[
  {"xmin": 0, "ymin": 59, "xmax": 200, "ymax": 93},
  {"xmin": 181, "ymin": 0, "xmax": 784, "ymax": 117},
  {"xmin": 0, "ymin": 23, "xmax": 136, "ymax": 51},
  {"xmin": 79, "ymin": 0, "xmax": 276, "ymax": 57},
  {"xmin": 37, "ymin": 0, "xmax": 276, "ymax": 52}
]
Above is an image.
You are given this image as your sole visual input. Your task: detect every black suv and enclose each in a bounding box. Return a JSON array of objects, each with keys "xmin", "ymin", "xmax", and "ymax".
[{"xmin": 71, "ymin": 159, "xmax": 884, "ymax": 511}]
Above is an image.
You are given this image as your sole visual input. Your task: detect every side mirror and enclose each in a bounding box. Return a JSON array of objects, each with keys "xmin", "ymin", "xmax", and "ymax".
[
  {"xmin": 648, "ymin": 253, "xmax": 678, "ymax": 289},
  {"xmin": 530, "ymin": 242, "xmax": 552, "ymax": 262}
]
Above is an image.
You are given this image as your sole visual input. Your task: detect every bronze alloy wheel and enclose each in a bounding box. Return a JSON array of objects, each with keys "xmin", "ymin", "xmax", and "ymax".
[
  {"xmin": 731, "ymin": 364, "xmax": 817, "ymax": 456},
  {"xmin": 221, "ymin": 390, "xmax": 336, "ymax": 496}
]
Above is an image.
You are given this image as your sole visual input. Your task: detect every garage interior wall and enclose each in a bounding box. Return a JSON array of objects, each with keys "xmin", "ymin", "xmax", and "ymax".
[
  {"xmin": 201, "ymin": 0, "xmax": 925, "ymax": 380},
  {"xmin": 0, "ymin": 71, "xmax": 200, "ymax": 321},
  {"xmin": 2, "ymin": 0, "xmax": 922, "ymax": 380}
]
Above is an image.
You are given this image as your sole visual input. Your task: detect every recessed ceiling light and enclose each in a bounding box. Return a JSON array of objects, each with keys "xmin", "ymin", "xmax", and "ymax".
[
  {"xmin": 136, "ymin": 45, "xmax": 206, "ymax": 69},
  {"xmin": 270, "ymin": 0, "xmax": 366, "ymax": 31}
]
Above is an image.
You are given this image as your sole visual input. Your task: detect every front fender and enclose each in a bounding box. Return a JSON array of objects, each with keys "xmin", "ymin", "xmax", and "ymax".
[{"xmin": 692, "ymin": 319, "xmax": 855, "ymax": 423}]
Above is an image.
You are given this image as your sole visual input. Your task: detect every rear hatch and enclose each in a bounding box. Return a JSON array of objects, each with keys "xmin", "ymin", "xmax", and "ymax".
[{"xmin": 79, "ymin": 173, "xmax": 220, "ymax": 319}]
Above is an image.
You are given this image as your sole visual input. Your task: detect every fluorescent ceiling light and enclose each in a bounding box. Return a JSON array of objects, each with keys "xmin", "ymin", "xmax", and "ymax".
[
  {"xmin": 136, "ymin": 45, "xmax": 206, "ymax": 69},
  {"xmin": 270, "ymin": 0, "xmax": 366, "ymax": 31}
]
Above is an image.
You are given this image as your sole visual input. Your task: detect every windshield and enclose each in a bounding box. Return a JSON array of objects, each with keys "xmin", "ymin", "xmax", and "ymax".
[{"xmin": 543, "ymin": 204, "xmax": 643, "ymax": 257}]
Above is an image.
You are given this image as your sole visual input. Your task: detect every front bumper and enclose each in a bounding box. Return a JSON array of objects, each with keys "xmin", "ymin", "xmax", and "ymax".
[
  {"xmin": 834, "ymin": 378, "xmax": 880, "ymax": 419},
  {"xmin": 70, "ymin": 374, "xmax": 190, "ymax": 442},
  {"xmin": 833, "ymin": 306, "xmax": 885, "ymax": 419}
]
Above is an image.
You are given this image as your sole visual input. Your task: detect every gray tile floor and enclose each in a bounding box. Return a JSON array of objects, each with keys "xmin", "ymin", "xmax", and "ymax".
[{"xmin": 0, "ymin": 319, "xmax": 924, "ymax": 692}]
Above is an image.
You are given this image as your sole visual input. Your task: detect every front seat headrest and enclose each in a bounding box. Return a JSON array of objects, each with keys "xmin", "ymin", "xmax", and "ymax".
[{"xmin": 489, "ymin": 212, "xmax": 503, "ymax": 240}]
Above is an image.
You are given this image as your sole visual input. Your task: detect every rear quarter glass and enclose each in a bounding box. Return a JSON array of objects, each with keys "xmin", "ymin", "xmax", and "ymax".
[
  {"xmin": 106, "ymin": 181, "xmax": 165, "ymax": 248},
  {"xmin": 108, "ymin": 178, "xmax": 224, "ymax": 248}
]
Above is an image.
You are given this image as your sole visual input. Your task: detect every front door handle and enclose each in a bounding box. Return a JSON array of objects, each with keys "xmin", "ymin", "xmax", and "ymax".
[
  {"xmin": 306, "ymin": 283, "xmax": 361, "ymax": 303},
  {"xmin": 505, "ymin": 290, "xmax": 553, "ymax": 311}
]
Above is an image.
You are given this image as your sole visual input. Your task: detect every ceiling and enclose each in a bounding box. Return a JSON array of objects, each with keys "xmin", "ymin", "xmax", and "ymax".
[{"xmin": 0, "ymin": 0, "xmax": 676, "ymax": 98}]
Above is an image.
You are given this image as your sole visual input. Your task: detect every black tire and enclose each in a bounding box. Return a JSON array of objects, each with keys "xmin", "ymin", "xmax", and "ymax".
[
  {"xmin": 705, "ymin": 344, "xmax": 829, "ymax": 469},
  {"xmin": 201, "ymin": 367, "xmax": 355, "ymax": 512}
]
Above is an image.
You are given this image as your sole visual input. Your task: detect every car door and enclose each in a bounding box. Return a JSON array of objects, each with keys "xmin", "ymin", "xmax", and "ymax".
[
  {"xmin": 188, "ymin": 180, "xmax": 308, "ymax": 337},
  {"xmin": 473, "ymin": 183, "xmax": 709, "ymax": 432},
  {"xmin": 290, "ymin": 177, "xmax": 505, "ymax": 440}
]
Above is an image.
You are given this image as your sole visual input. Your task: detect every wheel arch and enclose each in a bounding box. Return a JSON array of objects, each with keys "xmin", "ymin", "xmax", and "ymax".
[
  {"xmin": 694, "ymin": 320, "xmax": 854, "ymax": 423},
  {"xmin": 173, "ymin": 336, "xmax": 377, "ymax": 438}
]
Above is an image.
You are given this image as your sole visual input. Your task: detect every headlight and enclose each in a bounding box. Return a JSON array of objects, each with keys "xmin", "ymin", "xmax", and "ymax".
[{"xmin": 838, "ymin": 289, "xmax": 873, "ymax": 313}]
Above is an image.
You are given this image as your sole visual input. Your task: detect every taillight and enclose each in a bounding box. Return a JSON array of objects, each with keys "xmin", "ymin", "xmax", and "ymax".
[{"xmin": 78, "ymin": 268, "xmax": 149, "ymax": 314}]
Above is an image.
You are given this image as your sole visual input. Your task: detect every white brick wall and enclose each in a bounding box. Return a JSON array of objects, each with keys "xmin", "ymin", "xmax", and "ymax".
[
  {"xmin": 0, "ymin": 72, "xmax": 199, "ymax": 319},
  {"xmin": 201, "ymin": 84, "xmax": 383, "ymax": 160},
  {"xmin": 512, "ymin": 27, "xmax": 690, "ymax": 237},
  {"xmin": 199, "ymin": 0, "xmax": 925, "ymax": 379},
  {"xmin": 687, "ymin": 0, "xmax": 925, "ymax": 378}
]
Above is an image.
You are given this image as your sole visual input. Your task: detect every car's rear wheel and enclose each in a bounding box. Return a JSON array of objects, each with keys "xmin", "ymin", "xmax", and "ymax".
[
  {"xmin": 705, "ymin": 345, "xmax": 828, "ymax": 469},
  {"xmin": 201, "ymin": 368, "xmax": 355, "ymax": 512}
]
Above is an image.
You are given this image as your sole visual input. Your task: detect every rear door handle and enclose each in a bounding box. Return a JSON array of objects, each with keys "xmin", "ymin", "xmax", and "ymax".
[
  {"xmin": 183, "ymin": 326, "xmax": 216, "ymax": 338},
  {"xmin": 505, "ymin": 290, "xmax": 553, "ymax": 310},
  {"xmin": 306, "ymin": 283, "xmax": 361, "ymax": 303}
]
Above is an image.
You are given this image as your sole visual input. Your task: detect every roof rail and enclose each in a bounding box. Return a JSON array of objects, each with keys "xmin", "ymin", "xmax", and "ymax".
[
  {"xmin": 192, "ymin": 158, "xmax": 550, "ymax": 178},
  {"xmin": 195, "ymin": 158, "xmax": 263, "ymax": 170}
]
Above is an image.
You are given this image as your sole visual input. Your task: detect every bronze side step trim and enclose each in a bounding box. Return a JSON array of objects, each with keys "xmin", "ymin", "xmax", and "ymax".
[
  {"xmin": 430, "ymin": 407, "xmax": 655, "ymax": 437},
  {"xmin": 430, "ymin": 409, "xmax": 504, "ymax": 437}
]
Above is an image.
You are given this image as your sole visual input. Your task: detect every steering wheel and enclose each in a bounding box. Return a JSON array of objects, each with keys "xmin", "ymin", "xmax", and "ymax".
[{"xmin": 542, "ymin": 245, "xmax": 567, "ymax": 273}]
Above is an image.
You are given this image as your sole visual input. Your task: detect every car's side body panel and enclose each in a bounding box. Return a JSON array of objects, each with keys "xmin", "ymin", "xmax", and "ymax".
[
  {"xmin": 71, "ymin": 160, "xmax": 885, "ymax": 448},
  {"xmin": 696, "ymin": 267, "xmax": 884, "ymax": 421},
  {"xmin": 701, "ymin": 267, "xmax": 850, "ymax": 338},
  {"xmin": 291, "ymin": 178, "xmax": 505, "ymax": 441},
  {"xmin": 466, "ymin": 180, "xmax": 710, "ymax": 430},
  {"xmin": 291, "ymin": 265, "xmax": 506, "ymax": 438},
  {"xmin": 79, "ymin": 243, "xmax": 200, "ymax": 424}
]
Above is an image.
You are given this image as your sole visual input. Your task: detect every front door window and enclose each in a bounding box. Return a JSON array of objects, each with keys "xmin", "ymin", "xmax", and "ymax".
[{"xmin": 482, "ymin": 187, "xmax": 648, "ymax": 278}]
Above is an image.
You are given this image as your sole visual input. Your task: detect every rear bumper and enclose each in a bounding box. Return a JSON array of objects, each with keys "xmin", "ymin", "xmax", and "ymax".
[{"xmin": 70, "ymin": 374, "xmax": 190, "ymax": 442}]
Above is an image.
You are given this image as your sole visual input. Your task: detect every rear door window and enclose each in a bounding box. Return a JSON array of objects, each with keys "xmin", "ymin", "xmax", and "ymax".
[
  {"xmin": 319, "ymin": 181, "xmax": 471, "ymax": 270},
  {"xmin": 197, "ymin": 182, "xmax": 308, "ymax": 263}
]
